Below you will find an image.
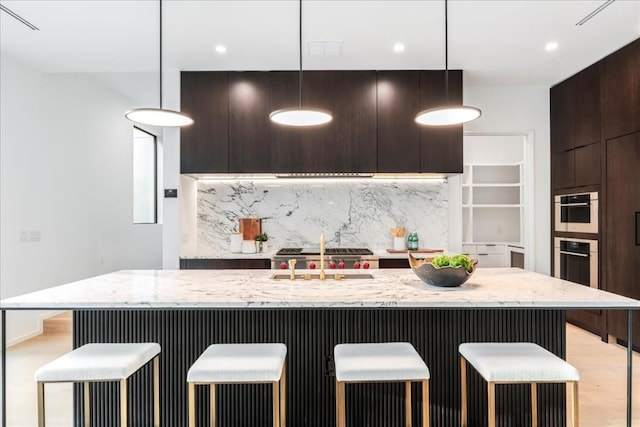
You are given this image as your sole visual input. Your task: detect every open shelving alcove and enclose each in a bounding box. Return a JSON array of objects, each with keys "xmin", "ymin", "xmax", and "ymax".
[{"xmin": 460, "ymin": 133, "xmax": 533, "ymax": 269}]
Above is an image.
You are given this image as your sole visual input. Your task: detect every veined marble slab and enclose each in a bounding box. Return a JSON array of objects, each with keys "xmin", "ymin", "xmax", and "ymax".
[{"xmin": 1, "ymin": 269, "xmax": 638, "ymax": 310}]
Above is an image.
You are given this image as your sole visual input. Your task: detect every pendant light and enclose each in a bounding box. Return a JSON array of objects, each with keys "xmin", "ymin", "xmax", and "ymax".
[
  {"xmin": 125, "ymin": 0, "xmax": 194, "ymax": 127},
  {"xmin": 269, "ymin": 0, "xmax": 332, "ymax": 127},
  {"xmin": 415, "ymin": 0, "xmax": 481, "ymax": 126}
]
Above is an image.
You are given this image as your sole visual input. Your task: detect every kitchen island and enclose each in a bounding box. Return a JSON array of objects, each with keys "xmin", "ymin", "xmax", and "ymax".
[{"xmin": 2, "ymin": 268, "xmax": 638, "ymax": 426}]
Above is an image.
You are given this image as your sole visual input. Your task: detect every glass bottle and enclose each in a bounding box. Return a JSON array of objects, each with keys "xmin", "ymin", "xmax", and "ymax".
[{"xmin": 407, "ymin": 232, "xmax": 419, "ymax": 251}]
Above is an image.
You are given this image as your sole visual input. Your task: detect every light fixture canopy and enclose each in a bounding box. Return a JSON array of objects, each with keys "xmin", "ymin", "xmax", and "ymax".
[
  {"xmin": 269, "ymin": 0, "xmax": 333, "ymax": 127},
  {"xmin": 415, "ymin": 0, "xmax": 481, "ymax": 126},
  {"xmin": 125, "ymin": 0, "xmax": 193, "ymax": 128}
]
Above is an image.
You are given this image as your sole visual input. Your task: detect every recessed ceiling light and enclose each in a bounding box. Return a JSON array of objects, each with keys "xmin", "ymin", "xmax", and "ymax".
[
  {"xmin": 545, "ymin": 41, "xmax": 559, "ymax": 51},
  {"xmin": 393, "ymin": 43, "xmax": 406, "ymax": 53},
  {"xmin": 215, "ymin": 45, "xmax": 227, "ymax": 54}
]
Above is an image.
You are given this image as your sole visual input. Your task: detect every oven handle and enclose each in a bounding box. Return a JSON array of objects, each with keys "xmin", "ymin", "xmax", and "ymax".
[
  {"xmin": 558, "ymin": 250, "xmax": 589, "ymax": 258},
  {"xmin": 559, "ymin": 202, "xmax": 590, "ymax": 207}
]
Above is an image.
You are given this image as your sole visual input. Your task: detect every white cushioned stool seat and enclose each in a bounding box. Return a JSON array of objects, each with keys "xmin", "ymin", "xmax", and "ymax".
[
  {"xmin": 459, "ymin": 342, "xmax": 580, "ymax": 427},
  {"xmin": 334, "ymin": 342, "xmax": 430, "ymax": 382},
  {"xmin": 458, "ymin": 342, "xmax": 579, "ymax": 383},
  {"xmin": 35, "ymin": 342, "xmax": 161, "ymax": 427},
  {"xmin": 187, "ymin": 343, "xmax": 287, "ymax": 427},
  {"xmin": 35, "ymin": 342, "xmax": 161, "ymax": 382},
  {"xmin": 187, "ymin": 343, "xmax": 287, "ymax": 383},
  {"xmin": 334, "ymin": 342, "xmax": 430, "ymax": 427}
]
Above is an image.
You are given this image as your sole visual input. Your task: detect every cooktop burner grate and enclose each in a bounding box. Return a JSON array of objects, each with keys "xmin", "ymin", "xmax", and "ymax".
[{"xmin": 275, "ymin": 247, "xmax": 373, "ymax": 256}]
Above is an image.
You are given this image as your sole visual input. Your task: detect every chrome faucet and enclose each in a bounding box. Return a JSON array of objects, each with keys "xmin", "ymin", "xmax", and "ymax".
[{"xmin": 320, "ymin": 233, "xmax": 326, "ymax": 281}]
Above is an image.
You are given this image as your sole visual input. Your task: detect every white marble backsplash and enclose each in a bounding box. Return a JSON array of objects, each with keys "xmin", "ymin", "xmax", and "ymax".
[{"xmin": 197, "ymin": 180, "xmax": 448, "ymax": 254}]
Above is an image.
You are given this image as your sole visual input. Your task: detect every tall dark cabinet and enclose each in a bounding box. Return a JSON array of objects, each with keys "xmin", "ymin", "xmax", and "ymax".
[
  {"xmin": 550, "ymin": 37, "xmax": 640, "ymax": 345},
  {"xmin": 605, "ymin": 131, "xmax": 640, "ymax": 347}
]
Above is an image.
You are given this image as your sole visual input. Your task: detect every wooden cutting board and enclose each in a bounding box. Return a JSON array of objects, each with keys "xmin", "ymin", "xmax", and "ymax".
[
  {"xmin": 386, "ymin": 248, "xmax": 444, "ymax": 253},
  {"xmin": 239, "ymin": 218, "xmax": 261, "ymax": 241}
]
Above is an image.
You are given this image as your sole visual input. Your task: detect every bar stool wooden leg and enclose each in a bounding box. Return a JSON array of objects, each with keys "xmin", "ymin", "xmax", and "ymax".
[
  {"xmin": 188, "ymin": 383, "xmax": 196, "ymax": 427},
  {"xmin": 336, "ymin": 381, "xmax": 346, "ymax": 427},
  {"xmin": 569, "ymin": 381, "xmax": 579, "ymax": 427},
  {"xmin": 120, "ymin": 379, "xmax": 128, "ymax": 427},
  {"xmin": 84, "ymin": 382, "xmax": 91, "ymax": 427},
  {"xmin": 487, "ymin": 382, "xmax": 496, "ymax": 427},
  {"xmin": 280, "ymin": 363, "xmax": 286, "ymax": 427},
  {"xmin": 460, "ymin": 356, "xmax": 467, "ymax": 427},
  {"xmin": 153, "ymin": 356, "xmax": 160, "ymax": 427},
  {"xmin": 405, "ymin": 381, "xmax": 412, "ymax": 427},
  {"xmin": 531, "ymin": 383, "xmax": 538, "ymax": 427},
  {"xmin": 37, "ymin": 382, "xmax": 45, "ymax": 427},
  {"xmin": 210, "ymin": 384, "xmax": 216, "ymax": 427},
  {"xmin": 272, "ymin": 381, "xmax": 280, "ymax": 426},
  {"xmin": 422, "ymin": 380, "xmax": 429, "ymax": 427}
]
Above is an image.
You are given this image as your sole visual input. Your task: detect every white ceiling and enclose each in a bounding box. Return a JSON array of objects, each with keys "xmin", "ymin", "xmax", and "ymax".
[{"xmin": 1, "ymin": 0, "xmax": 639, "ymax": 87}]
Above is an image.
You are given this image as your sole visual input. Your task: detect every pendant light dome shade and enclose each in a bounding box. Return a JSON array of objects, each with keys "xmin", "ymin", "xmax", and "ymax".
[
  {"xmin": 416, "ymin": 0, "xmax": 481, "ymax": 127},
  {"xmin": 125, "ymin": 0, "xmax": 193, "ymax": 128},
  {"xmin": 269, "ymin": 0, "xmax": 332, "ymax": 127},
  {"xmin": 269, "ymin": 108, "xmax": 332, "ymax": 127},
  {"xmin": 415, "ymin": 105, "xmax": 481, "ymax": 126},
  {"xmin": 125, "ymin": 108, "xmax": 194, "ymax": 127}
]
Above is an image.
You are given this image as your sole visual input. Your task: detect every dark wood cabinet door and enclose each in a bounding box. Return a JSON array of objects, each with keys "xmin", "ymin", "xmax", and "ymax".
[
  {"xmin": 603, "ymin": 38, "xmax": 640, "ymax": 140},
  {"xmin": 180, "ymin": 72, "xmax": 229, "ymax": 173},
  {"xmin": 550, "ymin": 80, "xmax": 572, "ymax": 154},
  {"xmin": 228, "ymin": 72, "xmax": 272, "ymax": 173},
  {"xmin": 550, "ymin": 63, "xmax": 601, "ymax": 154},
  {"xmin": 551, "ymin": 150, "xmax": 575, "ymax": 189},
  {"xmin": 574, "ymin": 142, "xmax": 600, "ymax": 187},
  {"xmin": 605, "ymin": 131, "xmax": 640, "ymax": 345},
  {"xmin": 270, "ymin": 71, "xmax": 377, "ymax": 173},
  {"xmin": 572, "ymin": 63, "xmax": 601, "ymax": 147},
  {"xmin": 376, "ymin": 71, "xmax": 421, "ymax": 172},
  {"xmin": 419, "ymin": 70, "xmax": 463, "ymax": 173}
]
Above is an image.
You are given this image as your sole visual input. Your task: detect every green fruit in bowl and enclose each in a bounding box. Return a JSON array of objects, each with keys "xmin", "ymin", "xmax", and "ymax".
[{"xmin": 432, "ymin": 255, "xmax": 451, "ymax": 267}]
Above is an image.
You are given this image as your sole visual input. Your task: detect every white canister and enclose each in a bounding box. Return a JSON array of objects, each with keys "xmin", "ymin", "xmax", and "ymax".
[
  {"xmin": 242, "ymin": 240, "xmax": 256, "ymax": 254},
  {"xmin": 393, "ymin": 236, "xmax": 406, "ymax": 251},
  {"xmin": 230, "ymin": 233, "xmax": 243, "ymax": 253}
]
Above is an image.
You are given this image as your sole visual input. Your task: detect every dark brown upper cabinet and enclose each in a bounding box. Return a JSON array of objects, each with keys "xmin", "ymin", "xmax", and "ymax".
[
  {"xmin": 376, "ymin": 71, "xmax": 421, "ymax": 173},
  {"xmin": 603, "ymin": 38, "xmax": 640, "ymax": 140},
  {"xmin": 270, "ymin": 71, "xmax": 377, "ymax": 173},
  {"xmin": 228, "ymin": 72, "xmax": 272, "ymax": 173},
  {"xmin": 419, "ymin": 70, "xmax": 463, "ymax": 173},
  {"xmin": 550, "ymin": 63, "xmax": 601, "ymax": 154},
  {"xmin": 180, "ymin": 72, "xmax": 229, "ymax": 174},
  {"xmin": 551, "ymin": 142, "xmax": 601, "ymax": 190}
]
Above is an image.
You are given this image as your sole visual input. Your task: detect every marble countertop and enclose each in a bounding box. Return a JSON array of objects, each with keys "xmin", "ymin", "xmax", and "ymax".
[
  {"xmin": 2, "ymin": 268, "xmax": 639, "ymax": 310},
  {"xmin": 182, "ymin": 249, "xmax": 445, "ymax": 260}
]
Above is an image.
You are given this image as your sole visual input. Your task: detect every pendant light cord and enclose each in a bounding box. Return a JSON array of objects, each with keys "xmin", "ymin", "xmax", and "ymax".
[
  {"xmin": 444, "ymin": 0, "xmax": 449, "ymax": 105},
  {"xmin": 298, "ymin": 0, "xmax": 303, "ymax": 108},
  {"xmin": 159, "ymin": 0, "xmax": 163, "ymax": 109}
]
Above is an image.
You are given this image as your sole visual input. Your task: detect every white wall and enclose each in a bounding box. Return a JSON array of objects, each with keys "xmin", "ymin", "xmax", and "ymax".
[
  {"xmin": 462, "ymin": 86, "xmax": 550, "ymax": 274},
  {"xmin": 0, "ymin": 57, "xmax": 163, "ymax": 344}
]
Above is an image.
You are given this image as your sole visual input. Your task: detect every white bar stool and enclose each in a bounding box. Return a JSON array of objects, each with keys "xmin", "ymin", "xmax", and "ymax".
[
  {"xmin": 334, "ymin": 342, "xmax": 430, "ymax": 427},
  {"xmin": 187, "ymin": 343, "xmax": 287, "ymax": 427},
  {"xmin": 459, "ymin": 342, "xmax": 580, "ymax": 427},
  {"xmin": 34, "ymin": 342, "xmax": 161, "ymax": 427}
]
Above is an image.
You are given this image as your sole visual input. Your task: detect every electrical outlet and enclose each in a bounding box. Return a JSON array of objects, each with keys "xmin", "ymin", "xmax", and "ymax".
[{"xmin": 324, "ymin": 354, "xmax": 335, "ymax": 376}]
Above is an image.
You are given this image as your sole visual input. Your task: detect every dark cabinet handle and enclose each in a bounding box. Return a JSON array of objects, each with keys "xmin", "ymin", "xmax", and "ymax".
[{"xmin": 636, "ymin": 212, "xmax": 640, "ymax": 246}]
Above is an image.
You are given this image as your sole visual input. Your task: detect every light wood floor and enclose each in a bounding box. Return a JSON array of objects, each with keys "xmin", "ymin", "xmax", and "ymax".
[{"xmin": 4, "ymin": 324, "xmax": 639, "ymax": 426}]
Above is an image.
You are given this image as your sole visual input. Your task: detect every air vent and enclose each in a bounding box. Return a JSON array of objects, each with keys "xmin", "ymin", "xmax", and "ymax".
[{"xmin": 575, "ymin": 0, "xmax": 616, "ymax": 26}]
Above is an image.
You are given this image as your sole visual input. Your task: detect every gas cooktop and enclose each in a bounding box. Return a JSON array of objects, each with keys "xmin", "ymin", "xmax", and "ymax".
[{"xmin": 275, "ymin": 247, "xmax": 374, "ymax": 256}]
